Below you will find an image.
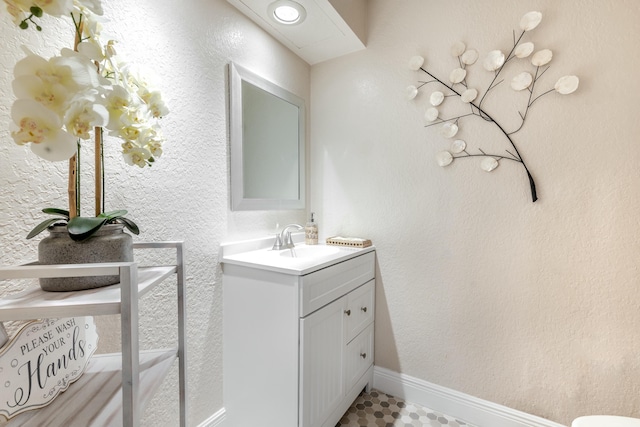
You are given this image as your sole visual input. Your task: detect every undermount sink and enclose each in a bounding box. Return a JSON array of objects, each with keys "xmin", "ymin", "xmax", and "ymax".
[
  {"xmin": 221, "ymin": 237, "xmax": 373, "ymax": 275},
  {"xmin": 278, "ymin": 245, "xmax": 340, "ymax": 258}
]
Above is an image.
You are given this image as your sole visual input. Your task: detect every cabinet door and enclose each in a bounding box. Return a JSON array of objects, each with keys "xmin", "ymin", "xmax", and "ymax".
[{"xmin": 299, "ymin": 297, "xmax": 346, "ymax": 427}]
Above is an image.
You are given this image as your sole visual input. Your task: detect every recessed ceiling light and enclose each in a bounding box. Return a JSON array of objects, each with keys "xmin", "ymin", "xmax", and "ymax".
[{"xmin": 268, "ymin": 0, "xmax": 306, "ymax": 25}]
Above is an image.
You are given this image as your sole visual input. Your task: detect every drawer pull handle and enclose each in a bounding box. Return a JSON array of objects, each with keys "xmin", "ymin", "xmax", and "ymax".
[
  {"xmin": 360, "ymin": 352, "xmax": 367, "ymax": 359},
  {"xmin": 361, "ymin": 306, "xmax": 367, "ymax": 313},
  {"xmin": 344, "ymin": 309, "xmax": 351, "ymax": 316}
]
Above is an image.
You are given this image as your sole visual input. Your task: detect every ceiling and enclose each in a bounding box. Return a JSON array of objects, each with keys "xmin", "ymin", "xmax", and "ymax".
[{"xmin": 227, "ymin": 0, "xmax": 366, "ymax": 65}]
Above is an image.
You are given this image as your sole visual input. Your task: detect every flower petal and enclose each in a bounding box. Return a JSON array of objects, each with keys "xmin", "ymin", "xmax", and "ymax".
[
  {"xmin": 483, "ymin": 50, "xmax": 505, "ymax": 71},
  {"xmin": 30, "ymin": 129, "xmax": 77, "ymax": 161},
  {"xmin": 461, "ymin": 49, "xmax": 479, "ymax": 65},
  {"xmin": 123, "ymin": 146, "xmax": 152, "ymax": 168},
  {"xmin": 514, "ymin": 42, "xmax": 535, "ymax": 58},
  {"xmin": 451, "ymin": 139, "xmax": 466, "ymax": 154},
  {"xmin": 461, "ymin": 88, "xmax": 478, "ymax": 103},
  {"xmin": 441, "ymin": 123, "xmax": 458, "ymax": 138},
  {"xmin": 451, "ymin": 41, "xmax": 466, "ymax": 57},
  {"xmin": 10, "ymin": 99, "xmax": 76, "ymax": 161},
  {"xmin": 77, "ymin": 41, "xmax": 105, "ymax": 62},
  {"xmin": 11, "ymin": 98, "xmax": 61, "ymax": 139},
  {"xmin": 436, "ymin": 151, "xmax": 453, "ymax": 167},
  {"xmin": 64, "ymin": 99, "xmax": 109, "ymax": 139},
  {"xmin": 511, "ymin": 72, "xmax": 533, "ymax": 91},
  {"xmin": 12, "ymin": 75, "xmax": 71, "ymax": 113},
  {"xmin": 520, "ymin": 11, "xmax": 542, "ymax": 31},
  {"xmin": 531, "ymin": 49, "xmax": 553, "ymax": 67},
  {"xmin": 406, "ymin": 85, "xmax": 418, "ymax": 100},
  {"xmin": 430, "ymin": 91, "xmax": 444, "ymax": 106},
  {"xmin": 480, "ymin": 157, "xmax": 499, "ymax": 172},
  {"xmin": 37, "ymin": 0, "xmax": 74, "ymax": 17},
  {"xmin": 408, "ymin": 56, "xmax": 425, "ymax": 70},
  {"xmin": 13, "ymin": 52, "xmax": 49, "ymax": 78},
  {"xmin": 76, "ymin": 0, "xmax": 104, "ymax": 15},
  {"xmin": 449, "ymin": 68, "xmax": 466, "ymax": 84},
  {"xmin": 424, "ymin": 107, "xmax": 439, "ymax": 122},
  {"xmin": 554, "ymin": 75, "xmax": 579, "ymax": 94}
]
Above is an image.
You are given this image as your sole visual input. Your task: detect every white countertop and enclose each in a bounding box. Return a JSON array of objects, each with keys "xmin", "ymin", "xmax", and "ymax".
[{"xmin": 220, "ymin": 234, "xmax": 374, "ymax": 275}]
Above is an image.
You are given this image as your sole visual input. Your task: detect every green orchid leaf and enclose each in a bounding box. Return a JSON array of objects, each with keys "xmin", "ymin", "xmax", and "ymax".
[
  {"xmin": 118, "ymin": 217, "xmax": 140, "ymax": 235},
  {"xmin": 26, "ymin": 218, "xmax": 65, "ymax": 239},
  {"xmin": 99, "ymin": 209, "xmax": 127, "ymax": 219},
  {"xmin": 42, "ymin": 208, "xmax": 70, "ymax": 219},
  {"xmin": 67, "ymin": 216, "xmax": 109, "ymax": 241}
]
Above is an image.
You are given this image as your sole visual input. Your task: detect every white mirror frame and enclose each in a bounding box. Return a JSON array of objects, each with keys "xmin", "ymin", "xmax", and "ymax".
[{"xmin": 229, "ymin": 62, "xmax": 306, "ymax": 211}]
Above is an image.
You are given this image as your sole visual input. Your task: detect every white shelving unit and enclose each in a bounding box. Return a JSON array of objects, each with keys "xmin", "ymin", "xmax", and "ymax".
[{"xmin": 0, "ymin": 241, "xmax": 186, "ymax": 427}]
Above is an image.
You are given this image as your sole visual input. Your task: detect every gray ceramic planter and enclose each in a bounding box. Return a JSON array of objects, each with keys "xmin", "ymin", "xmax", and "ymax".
[{"xmin": 38, "ymin": 224, "xmax": 133, "ymax": 292}]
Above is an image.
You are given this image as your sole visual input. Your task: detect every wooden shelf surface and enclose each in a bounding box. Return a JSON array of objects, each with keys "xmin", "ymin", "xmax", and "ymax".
[
  {"xmin": 3, "ymin": 349, "xmax": 178, "ymax": 427},
  {"xmin": 0, "ymin": 266, "xmax": 176, "ymax": 321}
]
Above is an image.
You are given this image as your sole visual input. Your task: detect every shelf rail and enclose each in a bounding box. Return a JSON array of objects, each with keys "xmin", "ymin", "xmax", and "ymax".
[{"xmin": 0, "ymin": 241, "xmax": 186, "ymax": 427}]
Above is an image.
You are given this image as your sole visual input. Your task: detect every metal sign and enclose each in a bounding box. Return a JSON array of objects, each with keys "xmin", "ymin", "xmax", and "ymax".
[{"xmin": 0, "ymin": 317, "xmax": 98, "ymax": 419}]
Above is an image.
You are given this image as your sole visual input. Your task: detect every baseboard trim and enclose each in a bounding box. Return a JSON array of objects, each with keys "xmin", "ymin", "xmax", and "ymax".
[
  {"xmin": 197, "ymin": 407, "xmax": 226, "ymax": 427},
  {"xmin": 196, "ymin": 368, "xmax": 566, "ymax": 427},
  {"xmin": 373, "ymin": 366, "xmax": 566, "ymax": 427}
]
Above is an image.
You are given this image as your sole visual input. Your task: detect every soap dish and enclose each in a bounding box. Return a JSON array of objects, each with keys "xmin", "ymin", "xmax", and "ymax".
[{"xmin": 326, "ymin": 236, "xmax": 372, "ymax": 248}]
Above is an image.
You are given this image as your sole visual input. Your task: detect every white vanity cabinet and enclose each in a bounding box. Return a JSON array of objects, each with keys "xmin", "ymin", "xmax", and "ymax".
[
  {"xmin": 299, "ymin": 279, "xmax": 374, "ymax": 427},
  {"xmin": 222, "ymin": 244, "xmax": 375, "ymax": 427}
]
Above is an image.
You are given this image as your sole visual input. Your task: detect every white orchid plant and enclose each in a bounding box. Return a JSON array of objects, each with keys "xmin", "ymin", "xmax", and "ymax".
[
  {"xmin": 4, "ymin": 0, "xmax": 168, "ymax": 239},
  {"xmin": 407, "ymin": 11, "xmax": 579, "ymax": 202}
]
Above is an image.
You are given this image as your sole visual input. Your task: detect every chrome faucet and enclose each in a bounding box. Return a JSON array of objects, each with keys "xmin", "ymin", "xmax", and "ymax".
[{"xmin": 272, "ymin": 224, "xmax": 304, "ymax": 250}]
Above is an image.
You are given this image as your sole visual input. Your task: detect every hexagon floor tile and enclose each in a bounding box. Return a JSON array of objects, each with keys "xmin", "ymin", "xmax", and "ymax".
[{"xmin": 335, "ymin": 389, "xmax": 477, "ymax": 427}]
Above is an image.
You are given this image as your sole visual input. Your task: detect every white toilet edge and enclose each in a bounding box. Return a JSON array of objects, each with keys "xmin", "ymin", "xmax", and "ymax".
[{"xmin": 572, "ymin": 415, "xmax": 640, "ymax": 427}]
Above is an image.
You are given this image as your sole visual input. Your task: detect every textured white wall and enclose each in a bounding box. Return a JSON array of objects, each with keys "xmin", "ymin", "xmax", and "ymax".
[
  {"xmin": 311, "ymin": 0, "xmax": 640, "ymax": 424},
  {"xmin": 0, "ymin": 0, "xmax": 309, "ymax": 425}
]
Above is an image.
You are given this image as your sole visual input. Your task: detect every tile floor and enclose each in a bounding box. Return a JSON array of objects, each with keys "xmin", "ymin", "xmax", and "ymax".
[{"xmin": 336, "ymin": 389, "xmax": 477, "ymax": 427}]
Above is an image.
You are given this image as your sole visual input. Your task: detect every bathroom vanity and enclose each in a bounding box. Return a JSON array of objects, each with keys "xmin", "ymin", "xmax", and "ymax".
[{"xmin": 221, "ymin": 237, "xmax": 375, "ymax": 427}]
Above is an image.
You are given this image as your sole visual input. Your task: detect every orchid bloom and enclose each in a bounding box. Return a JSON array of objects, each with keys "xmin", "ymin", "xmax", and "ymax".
[
  {"xmin": 12, "ymin": 72, "xmax": 71, "ymax": 112},
  {"xmin": 140, "ymin": 126, "xmax": 164, "ymax": 156},
  {"xmin": 146, "ymin": 139, "xmax": 163, "ymax": 158},
  {"xmin": 125, "ymin": 103, "xmax": 152, "ymax": 126},
  {"xmin": 33, "ymin": 0, "xmax": 75, "ymax": 17},
  {"xmin": 11, "ymin": 99, "xmax": 77, "ymax": 161},
  {"xmin": 73, "ymin": 0, "xmax": 103, "ymax": 16},
  {"xmin": 64, "ymin": 97, "xmax": 109, "ymax": 139},
  {"xmin": 120, "ymin": 66, "xmax": 169, "ymax": 119},
  {"xmin": 103, "ymin": 84, "xmax": 131, "ymax": 129},
  {"xmin": 3, "ymin": 0, "xmax": 32, "ymax": 24},
  {"xmin": 3, "ymin": 0, "xmax": 104, "ymax": 28},
  {"xmin": 75, "ymin": 11, "xmax": 109, "ymax": 61},
  {"xmin": 13, "ymin": 49, "xmax": 101, "ymax": 114},
  {"xmin": 122, "ymin": 143, "xmax": 151, "ymax": 168},
  {"xmin": 143, "ymin": 90, "xmax": 169, "ymax": 118},
  {"xmin": 6, "ymin": 0, "xmax": 168, "ymax": 170},
  {"xmin": 77, "ymin": 39, "xmax": 105, "ymax": 62}
]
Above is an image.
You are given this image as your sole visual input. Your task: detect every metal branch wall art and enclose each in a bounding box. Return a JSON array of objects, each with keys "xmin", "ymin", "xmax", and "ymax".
[{"xmin": 407, "ymin": 11, "xmax": 579, "ymax": 202}]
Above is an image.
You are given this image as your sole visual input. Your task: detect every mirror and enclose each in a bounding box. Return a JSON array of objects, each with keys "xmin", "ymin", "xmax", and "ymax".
[{"xmin": 229, "ymin": 63, "xmax": 306, "ymax": 210}]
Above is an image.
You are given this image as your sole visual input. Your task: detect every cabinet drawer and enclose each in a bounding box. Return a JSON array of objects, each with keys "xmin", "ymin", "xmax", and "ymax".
[
  {"xmin": 299, "ymin": 251, "xmax": 375, "ymax": 317},
  {"xmin": 345, "ymin": 280, "xmax": 374, "ymax": 342},
  {"xmin": 345, "ymin": 323, "xmax": 373, "ymax": 392}
]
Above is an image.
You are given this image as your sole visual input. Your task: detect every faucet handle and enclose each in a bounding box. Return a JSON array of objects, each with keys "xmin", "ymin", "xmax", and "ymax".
[
  {"xmin": 283, "ymin": 231, "xmax": 294, "ymax": 247},
  {"xmin": 275, "ymin": 224, "xmax": 304, "ymax": 250},
  {"xmin": 272, "ymin": 234, "xmax": 284, "ymax": 250}
]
